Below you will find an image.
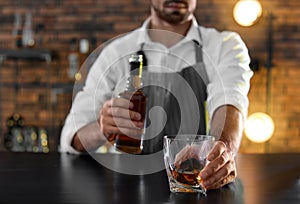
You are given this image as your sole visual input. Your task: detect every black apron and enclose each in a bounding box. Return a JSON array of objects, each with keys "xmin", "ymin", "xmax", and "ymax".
[{"xmin": 139, "ymin": 36, "xmax": 209, "ymax": 154}]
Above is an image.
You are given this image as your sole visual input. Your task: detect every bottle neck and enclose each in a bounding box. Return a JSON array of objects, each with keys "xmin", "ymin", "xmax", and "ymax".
[
  {"xmin": 127, "ymin": 54, "xmax": 143, "ymax": 92},
  {"xmin": 126, "ymin": 75, "xmax": 142, "ymax": 92}
]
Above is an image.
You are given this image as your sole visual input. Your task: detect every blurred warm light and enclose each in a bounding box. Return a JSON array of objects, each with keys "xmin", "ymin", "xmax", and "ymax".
[
  {"xmin": 75, "ymin": 72, "xmax": 82, "ymax": 81},
  {"xmin": 233, "ymin": 0, "xmax": 262, "ymax": 27},
  {"xmin": 244, "ymin": 112, "xmax": 275, "ymax": 143}
]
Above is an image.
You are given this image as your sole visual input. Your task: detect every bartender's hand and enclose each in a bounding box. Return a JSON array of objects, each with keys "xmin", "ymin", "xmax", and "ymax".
[
  {"xmin": 200, "ymin": 141, "xmax": 237, "ymax": 190},
  {"xmin": 99, "ymin": 98, "xmax": 144, "ymax": 141}
]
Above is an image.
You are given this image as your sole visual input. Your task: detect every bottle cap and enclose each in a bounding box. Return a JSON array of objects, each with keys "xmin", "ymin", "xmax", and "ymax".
[{"xmin": 129, "ymin": 54, "xmax": 143, "ymax": 76}]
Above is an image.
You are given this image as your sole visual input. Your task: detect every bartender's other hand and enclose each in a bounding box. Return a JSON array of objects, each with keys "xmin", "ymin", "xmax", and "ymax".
[
  {"xmin": 99, "ymin": 98, "xmax": 144, "ymax": 141},
  {"xmin": 200, "ymin": 141, "xmax": 236, "ymax": 190}
]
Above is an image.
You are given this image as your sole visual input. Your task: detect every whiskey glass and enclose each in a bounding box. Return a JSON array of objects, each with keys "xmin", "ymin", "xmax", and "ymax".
[{"xmin": 163, "ymin": 135, "xmax": 215, "ymax": 194}]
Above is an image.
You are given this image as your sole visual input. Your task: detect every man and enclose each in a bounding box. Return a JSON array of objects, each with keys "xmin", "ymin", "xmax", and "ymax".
[{"xmin": 60, "ymin": 0, "xmax": 253, "ymax": 190}]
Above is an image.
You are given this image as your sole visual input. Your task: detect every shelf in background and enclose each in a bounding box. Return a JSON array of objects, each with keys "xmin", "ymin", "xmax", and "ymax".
[{"xmin": 0, "ymin": 48, "xmax": 52, "ymax": 62}]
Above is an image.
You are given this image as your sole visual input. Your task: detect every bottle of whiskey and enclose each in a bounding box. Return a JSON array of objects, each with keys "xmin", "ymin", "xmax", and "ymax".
[
  {"xmin": 68, "ymin": 38, "xmax": 79, "ymax": 79},
  {"xmin": 12, "ymin": 12, "xmax": 22, "ymax": 48},
  {"xmin": 75, "ymin": 39, "xmax": 90, "ymax": 82},
  {"xmin": 113, "ymin": 54, "xmax": 146, "ymax": 154},
  {"xmin": 22, "ymin": 12, "xmax": 35, "ymax": 48}
]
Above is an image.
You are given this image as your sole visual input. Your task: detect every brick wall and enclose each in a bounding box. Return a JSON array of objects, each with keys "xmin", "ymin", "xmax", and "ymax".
[{"xmin": 0, "ymin": 0, "xmax": 299, "ymax": 152}]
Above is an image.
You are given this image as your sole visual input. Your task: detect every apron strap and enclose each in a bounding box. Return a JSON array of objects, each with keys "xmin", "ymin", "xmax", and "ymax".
[
  {"xmin": 193, "ymin": 27, "xmax": 209, "ymax": 86},
  {"xmin": 194, "ymin": 27, "xmax": 210, "ymax": 134}
]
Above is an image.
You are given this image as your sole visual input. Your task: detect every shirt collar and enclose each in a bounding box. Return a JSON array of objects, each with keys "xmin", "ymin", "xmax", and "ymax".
[
  {"xmin": 136, "ymin": 17, "xmax": 202, "ymax": 47},
  {"xmin": 185, "ymin": 17, "xmax": 202, "ymax": 45}
]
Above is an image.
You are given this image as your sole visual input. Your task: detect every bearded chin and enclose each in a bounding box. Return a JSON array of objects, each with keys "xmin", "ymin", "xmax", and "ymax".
[
  {"xmin": 152, "ymin": 5, "xmax": 187, "ymax": 25},
  {"xmin": 164, "ymin": 12, "xmax": 186, "ymax": 24}
]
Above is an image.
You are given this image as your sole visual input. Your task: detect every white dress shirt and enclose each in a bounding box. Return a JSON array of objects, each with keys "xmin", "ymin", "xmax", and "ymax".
[{"xmin": 60, "ymin": 17, "xmax": 253, "ymax": 154}]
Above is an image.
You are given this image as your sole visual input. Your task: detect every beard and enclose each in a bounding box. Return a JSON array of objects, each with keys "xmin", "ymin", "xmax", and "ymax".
[{"xmin": 151, "ymin": 0, "xmax": 191, "ymax": 25}]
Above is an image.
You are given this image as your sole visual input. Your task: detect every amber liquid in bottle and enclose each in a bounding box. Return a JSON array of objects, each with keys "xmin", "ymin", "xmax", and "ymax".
[{"xmin": 113, "ymin": 55, "xmax": 146, "ymax": 154}]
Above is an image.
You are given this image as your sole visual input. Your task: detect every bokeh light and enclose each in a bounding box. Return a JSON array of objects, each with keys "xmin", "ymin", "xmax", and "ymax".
[
  {"xmin": 233, "ymin": 0, "xmax": 262, "ymax": 27},
  {"xmin": 244, "ymin": 112, "xmax": 275, "ymax": 143}
]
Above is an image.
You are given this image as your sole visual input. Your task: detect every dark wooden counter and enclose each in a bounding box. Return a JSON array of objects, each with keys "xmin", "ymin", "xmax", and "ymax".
[{"xmin": 0, "ymin": 152, "xmax": 299, "ymax": 204}]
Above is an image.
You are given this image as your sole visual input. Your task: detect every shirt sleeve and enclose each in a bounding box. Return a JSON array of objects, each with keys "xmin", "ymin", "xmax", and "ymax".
[
  {"xmin": 204, "ymin": 30, "xmax": 253, "ymax": 120},
  {"xmin": 59, "ymin": 45, "xmax": 123, "ymax": 154}
]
